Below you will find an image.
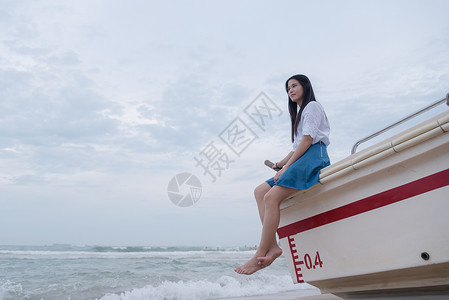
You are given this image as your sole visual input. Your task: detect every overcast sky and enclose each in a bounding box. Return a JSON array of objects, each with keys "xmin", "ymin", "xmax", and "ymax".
[{"xmin": 1, "ymin": 0, "xmax": 448, "ymax": 247}]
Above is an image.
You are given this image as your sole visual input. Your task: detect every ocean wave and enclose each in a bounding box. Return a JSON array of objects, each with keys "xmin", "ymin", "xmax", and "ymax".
[
  {"xmin": 90, "ymin": 246, "xmax": 249, "ymax": 253},
  {"xmin": 0, "ymin": 249, "xmax": 254, "ymax": 260},
  {"xmin": 0, "ymin": 245, "xmax": 316, "ymax": 300},
  {"xmin": 0, "ymin": 280, "xmax": 23, "ymax": 300},
  {"xmin": 0, "ymin": 245, "xmax": 250, "ymax": 253},
  {"xmin": 99, "ymin": 274, "xmax": 315, "ymax": 300}
]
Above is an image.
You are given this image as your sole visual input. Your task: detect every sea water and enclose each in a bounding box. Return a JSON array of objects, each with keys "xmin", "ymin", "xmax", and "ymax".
[{"xmin": 0, "ymin": 245, "xmax": 319, "ymax": 300}]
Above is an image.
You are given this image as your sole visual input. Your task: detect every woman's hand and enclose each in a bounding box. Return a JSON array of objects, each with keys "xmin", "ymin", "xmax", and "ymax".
[{"xmin": 274, "ymin": 167, "xmax": 286, "ymax": 182}]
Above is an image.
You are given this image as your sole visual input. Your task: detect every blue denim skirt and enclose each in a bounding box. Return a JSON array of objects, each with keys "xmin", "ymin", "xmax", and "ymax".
[{"xmin": 266, "ymin": 142, "xmax": 330, "ymax": 190}]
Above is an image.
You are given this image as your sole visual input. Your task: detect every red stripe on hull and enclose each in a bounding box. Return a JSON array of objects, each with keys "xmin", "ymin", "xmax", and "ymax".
[{"xmin": 277, "ymin": 168, "xmax": 449, "ymax": 239}]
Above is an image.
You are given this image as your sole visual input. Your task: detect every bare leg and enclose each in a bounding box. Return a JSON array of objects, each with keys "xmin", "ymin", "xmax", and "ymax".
[
  {"xmin": 253, "ymin": 182, "xmax": 283, "ymax": 267},
  {"xmin": 235, "ymin": 185, "xmax": 297, "ymax": 275},
  {"xmin": 254, "ymin": 182, "xmax": 271, "ymax": 223}
]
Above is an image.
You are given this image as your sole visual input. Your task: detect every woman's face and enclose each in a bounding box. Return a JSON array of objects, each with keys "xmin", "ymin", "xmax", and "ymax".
[{"xmin": 287, "ymin": 79, "xmax": 304, "ymax": 105}]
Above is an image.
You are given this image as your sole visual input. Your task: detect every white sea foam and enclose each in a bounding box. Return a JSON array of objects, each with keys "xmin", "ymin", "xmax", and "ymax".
[
  {"xmin": 100, "ymin": 274, "xmax": 315, "ymax": 300},
  {"xmin": 0, "ymin": 280, "xmax": 23, "ymax": 300}
]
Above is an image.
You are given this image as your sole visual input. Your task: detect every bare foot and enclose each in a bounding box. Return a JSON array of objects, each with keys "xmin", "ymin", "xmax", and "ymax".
[
  {"xmin": 234, "ymin": 256, "xmax": 265, "ymax": 275},
  {"xmin": 257, "ymin": 245, "xmax": 283, "ymax": 268}
]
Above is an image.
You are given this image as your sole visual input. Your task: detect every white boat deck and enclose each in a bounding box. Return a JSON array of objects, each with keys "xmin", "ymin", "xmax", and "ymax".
[{"xmin": 282, "ymin": 109, "xmax": 449, "ymax": 210}]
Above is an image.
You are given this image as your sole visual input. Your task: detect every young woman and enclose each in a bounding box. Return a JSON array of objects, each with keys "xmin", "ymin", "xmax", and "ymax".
[{"xmin": 235, "ymin": 74, "xmax": 330, "ymax": 275}]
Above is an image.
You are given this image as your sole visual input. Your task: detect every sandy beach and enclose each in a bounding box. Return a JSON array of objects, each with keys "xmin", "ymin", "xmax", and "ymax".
[{"xmin": 218, "ymin": 290, "xmax": 342, "ymax": 300}]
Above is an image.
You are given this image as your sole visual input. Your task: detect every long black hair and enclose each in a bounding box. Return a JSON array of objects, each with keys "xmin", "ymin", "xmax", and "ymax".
[{"xmin": 286, "ymin": 74, "xmax": 317, "ymax": 143}]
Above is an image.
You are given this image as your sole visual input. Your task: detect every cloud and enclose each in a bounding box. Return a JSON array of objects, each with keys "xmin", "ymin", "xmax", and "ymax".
[{"xmin": 1, "ymin": 0, "xmax": 449, "ymax": 246}]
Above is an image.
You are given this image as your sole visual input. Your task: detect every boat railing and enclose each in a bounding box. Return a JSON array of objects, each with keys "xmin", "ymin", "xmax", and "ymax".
[{"xmin": 351, "ymin": 93, "xmax": 449, "ymax": 154}]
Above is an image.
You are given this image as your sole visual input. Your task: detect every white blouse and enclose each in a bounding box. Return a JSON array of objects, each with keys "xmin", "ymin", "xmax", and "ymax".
[{"xmin": 292, "ymin": 101, "xmax": 330, "ymax": 152}]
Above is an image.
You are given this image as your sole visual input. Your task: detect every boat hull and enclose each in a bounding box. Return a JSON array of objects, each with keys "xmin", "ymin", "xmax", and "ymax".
[{"xmin": 277, "ymin": 111, "xmax": 449, "ymax": 296}]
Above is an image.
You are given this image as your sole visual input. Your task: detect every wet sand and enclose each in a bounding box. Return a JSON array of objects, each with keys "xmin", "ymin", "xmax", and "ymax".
[{"xmin": 217, "ymin": 289, "xmax": 342, "ymax": 300}]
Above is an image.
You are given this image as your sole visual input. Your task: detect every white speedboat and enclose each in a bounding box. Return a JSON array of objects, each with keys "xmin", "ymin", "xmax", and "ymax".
[{"xmin": 277, "ymin": 94, "xmax": 449, "ymax": 298}]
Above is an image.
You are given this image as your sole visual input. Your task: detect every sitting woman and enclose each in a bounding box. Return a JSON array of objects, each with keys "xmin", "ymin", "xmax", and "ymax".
[{"xmin": 235, "ymin": 74, "xmax": 330, "ymax": 275}]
